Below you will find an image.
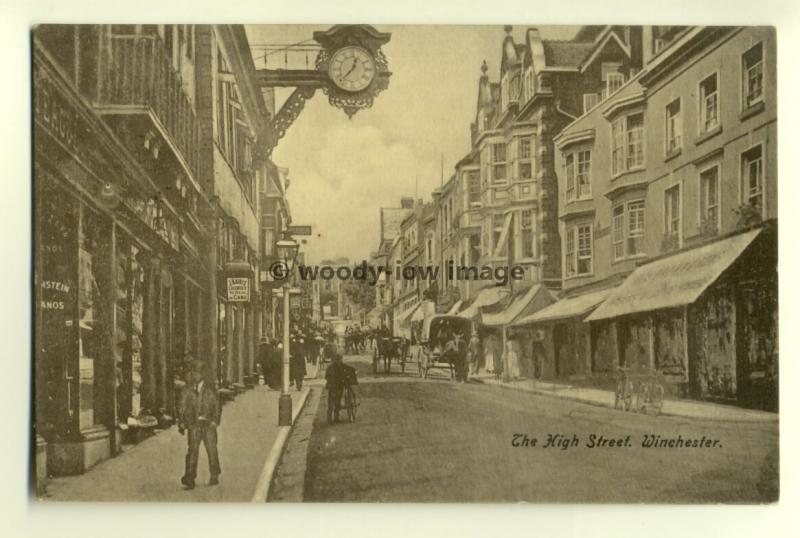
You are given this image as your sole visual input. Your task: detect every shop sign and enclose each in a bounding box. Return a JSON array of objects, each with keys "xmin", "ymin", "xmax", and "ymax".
[
  {"xmin": 226, "ymin": 277, "xmax": 251, "ymax": 302},
  {"xmin": 34, "ymin": 61, "xmax": 81, "ymax": 155}
]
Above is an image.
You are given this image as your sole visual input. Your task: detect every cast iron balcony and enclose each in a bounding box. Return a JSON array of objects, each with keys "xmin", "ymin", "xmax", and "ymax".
[{"xmin": 95, "ymin": 33, "xmax": 200, "ymax": 181}]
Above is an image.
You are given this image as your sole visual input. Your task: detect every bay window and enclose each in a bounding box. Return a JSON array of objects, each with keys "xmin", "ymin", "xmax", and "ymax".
[
  {"xmin": 612, "ymin": 205, "xmax": 625, "ymax": 260},
  {"xmin": 611, "ymin": 112, "xmax": 644, "ymax": 175},
  {"xmin": 565, "ymin": 224, "xmax": 593, "ymax": 277},
  {"xmin": 565, "ymin": 149, "xmax": 592, "ymax": 202},
  {"xmin": 518, "ymin": 137, "xmax": 533, "ymax": 180},
  {"xmin": 492, "ymin": 143, "xmax": 507, "ymax": 182},
  {"xmin": 627, "ymin": 200, "xmax": 645, "ymax": 255}
]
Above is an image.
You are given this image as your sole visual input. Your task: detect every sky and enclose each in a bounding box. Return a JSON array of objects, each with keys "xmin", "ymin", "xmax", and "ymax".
[{"xmin": 245, "ymin": 25, "xmax": 579, "ymax": 265}]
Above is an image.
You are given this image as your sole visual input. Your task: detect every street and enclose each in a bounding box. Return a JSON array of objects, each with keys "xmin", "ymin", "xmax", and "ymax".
[{"xmin": 300, "ymin": 352, "xmax": 778, "ymax": 503}]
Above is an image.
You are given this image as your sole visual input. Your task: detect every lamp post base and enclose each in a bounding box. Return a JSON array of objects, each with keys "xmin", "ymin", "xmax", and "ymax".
[{"xmin": 278, "ymin": 393, "xmax": 293, "ymax": 426}]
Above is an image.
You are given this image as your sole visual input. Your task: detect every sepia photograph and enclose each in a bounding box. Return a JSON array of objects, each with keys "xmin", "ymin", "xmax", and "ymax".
[{"xmin": 30, "ymin": 20, "xmax": 780, "ymax": 506}]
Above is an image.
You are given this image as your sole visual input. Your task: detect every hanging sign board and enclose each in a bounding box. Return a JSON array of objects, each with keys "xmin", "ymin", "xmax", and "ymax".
[{"xmin": 226, "ymin": 277, "xmax": 251, "ymax": 302}]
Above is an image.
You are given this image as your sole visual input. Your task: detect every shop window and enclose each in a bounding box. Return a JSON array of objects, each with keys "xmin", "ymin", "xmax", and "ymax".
[
  {"xmin": 699, "ymin": 73, "xmax": 719, "ymax": 133},
  {"xmin": 37, "ymin": 183, "xmax": 78, "ymax": 439},
  {"xmin": 78, "ymin": 208, "xmax": 104, "ymax": 430},
  {"xmin": 742, "ymin": 42, "xmax": 764, "ymax": 109}
]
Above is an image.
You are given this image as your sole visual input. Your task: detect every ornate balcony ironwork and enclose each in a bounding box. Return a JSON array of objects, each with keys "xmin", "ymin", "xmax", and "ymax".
[{"xmin": 96, "ymin": 34, "xmax": 200, "ymax": 180}]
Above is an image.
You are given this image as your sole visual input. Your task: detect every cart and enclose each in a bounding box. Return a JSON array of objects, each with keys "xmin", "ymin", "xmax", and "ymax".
[{"xmin": 416, "ymin": 315, "xmax": 472, "ymax": 380}]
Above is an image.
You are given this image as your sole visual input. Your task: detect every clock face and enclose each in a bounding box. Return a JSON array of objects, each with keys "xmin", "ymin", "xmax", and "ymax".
[{"xmin": 328, "ymin": 46, "xmax": 376, "ymax": 93}]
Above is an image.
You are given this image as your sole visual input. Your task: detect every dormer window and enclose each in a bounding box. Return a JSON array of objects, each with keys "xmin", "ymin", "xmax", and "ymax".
[{"xmin": 601, "ymin": 62, "xmax": 625, "ymax": 100}]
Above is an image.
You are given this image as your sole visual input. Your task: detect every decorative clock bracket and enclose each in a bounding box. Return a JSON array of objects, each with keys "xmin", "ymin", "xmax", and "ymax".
[{"xmin": 255, "ymin": 25, "xmax": 392, "ymax": 159}]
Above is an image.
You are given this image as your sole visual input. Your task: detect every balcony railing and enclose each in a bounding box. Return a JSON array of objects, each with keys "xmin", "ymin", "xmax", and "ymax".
[{"xmin": 97, "ymin": 34, "xmax": 200, "ymax": 179}]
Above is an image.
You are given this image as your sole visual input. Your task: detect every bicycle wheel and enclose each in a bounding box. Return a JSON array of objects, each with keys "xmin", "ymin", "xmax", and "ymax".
[{"xmin": 345, "ymin": 388, "xmax": 357, "ymax": 422}]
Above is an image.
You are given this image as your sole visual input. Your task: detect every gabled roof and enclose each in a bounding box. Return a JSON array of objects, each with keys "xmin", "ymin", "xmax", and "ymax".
[{"xmin": 541, "ymin": 40, "xmax": 596, "ymax": 68}]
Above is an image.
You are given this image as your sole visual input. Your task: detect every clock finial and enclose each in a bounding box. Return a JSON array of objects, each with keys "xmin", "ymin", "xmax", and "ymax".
[{"xmin": 481, "ymin": 60, "xmax": 488, "ymax": 75}]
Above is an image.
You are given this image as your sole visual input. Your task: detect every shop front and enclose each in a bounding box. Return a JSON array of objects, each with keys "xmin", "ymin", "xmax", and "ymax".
[
  {"xmin": 586, "ymin": 225, "xmax": 777, "ymax": 409},
  {"xmin": 34, "ymin": 49, "xmax": 196, "ymax": 478},
  {"xmin": 218, "ymin": 262, "xmax": 256, "ymax": 389},
  {"xmin": 513, "ymin": 287, "xmax": 613, "ymax": 382}
]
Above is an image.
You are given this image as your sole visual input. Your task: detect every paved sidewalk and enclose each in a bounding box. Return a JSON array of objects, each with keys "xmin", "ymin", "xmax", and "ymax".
[
  {"xmin": 41, "ymin": 385, "xmax": 309, "ymax": 502},
  {"xmin": 474, "ymin": 376, "xmax": 777, "ymax": 423}
]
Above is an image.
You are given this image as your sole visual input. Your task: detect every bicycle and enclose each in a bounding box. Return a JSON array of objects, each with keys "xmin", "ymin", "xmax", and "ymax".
[
  {"xmin": 634, "ymin": 371, "xmax": 665, "ymax": 416},
  {"xmin": 614, "ymin": 370, "xmax": 634, "ymax": 411}
]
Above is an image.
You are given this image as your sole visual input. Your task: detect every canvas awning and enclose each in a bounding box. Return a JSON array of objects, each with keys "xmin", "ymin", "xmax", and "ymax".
[
  {"xmin": 481, "ymin": 284, "xmax": 554, "ymax": 327},
  {"xmin": 446, "ymin": 300, "xmax": 464, "ymax": 315},
  {"xmin": 513, "ymin": 287, "xmax": 613, "ymax": 325},
  {"xmin": 458, "ymin": 286, "xmax": 508, "ymax": 320},
  {"xmin": 586, "ymin": 228, "xmax": 762, "ymax": 322},
  {"xmin": 399, "ymin": 302, "xmax": 421, "ymax": 324},
  {"xmin": 366, "ymin": 304, "xmax": 388, "ymax": 320}
]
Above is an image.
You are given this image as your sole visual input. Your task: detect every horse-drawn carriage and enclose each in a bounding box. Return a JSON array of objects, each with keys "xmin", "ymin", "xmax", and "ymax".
[
  {"xmin": 373, "ymin": 335, "xmax": 410, "ymax": 375},
  {"xmin": 416, "ymin": 315, "xmax": 471, "ymax": 380}
]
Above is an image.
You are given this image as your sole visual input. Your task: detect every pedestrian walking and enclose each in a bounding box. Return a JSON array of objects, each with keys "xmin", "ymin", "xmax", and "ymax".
[
  {"xmin": 290, "ymin": 336, "xmax": 307, "ymax": 390},
  {"xmin": 178, "ymin": 357, "xmax": 221, "ymax": 490},
  {"xmin": 467, "ymin": 333, "xmax": 483, "ymax": 378}
]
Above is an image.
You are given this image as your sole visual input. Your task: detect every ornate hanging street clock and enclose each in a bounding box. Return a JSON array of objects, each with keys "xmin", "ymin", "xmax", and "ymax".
[
  {"xmin": 255, "ymin": 25, "xmax": 392, "ymax": 158},
  {"xmin": 313, "ymin": 25, "xmax": 392, "ymax": 118}
]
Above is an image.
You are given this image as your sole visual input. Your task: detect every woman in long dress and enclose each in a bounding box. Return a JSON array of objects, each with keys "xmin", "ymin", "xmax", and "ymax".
[{"xmin": 506, "ymin": 336, "xmax": 521, "ymax": 381}]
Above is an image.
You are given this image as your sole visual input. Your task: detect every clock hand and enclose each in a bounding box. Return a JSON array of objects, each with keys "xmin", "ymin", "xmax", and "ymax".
[{"xmin": 344, "ymin": 59, "xmax": 358, "ymax": 78}]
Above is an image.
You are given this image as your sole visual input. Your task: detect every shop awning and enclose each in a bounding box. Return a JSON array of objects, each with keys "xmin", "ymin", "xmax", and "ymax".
[
  {"xmin": 514, "ymin": 287, "xmax": 613, "ymax": 325},
  {"xmin": 399, "ymin": 302, "xmax": 421, "ymax": 324},
  {"xmin": 586, "ymin": 228, "xmax": 762, "ymax": 322},
  {"xmin": 458, "ymin": 286, "xmax": 509, "ymax": 320},
  {"xmin": 446, "ymin": 300, "xmax": 464, "ymax": 315},
  {"xmin": 366, "ymin": 304, "xmax": 388, "ymax": 320},
  {"xmin": 481, "ymin": 284, "xmax": 554, "ymax": 327}
]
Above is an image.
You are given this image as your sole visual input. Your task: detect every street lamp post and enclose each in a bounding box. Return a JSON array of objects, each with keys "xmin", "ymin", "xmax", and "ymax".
[{"xmin": 275, "ymin": 234, "xmax": 300, "ymax": 426}]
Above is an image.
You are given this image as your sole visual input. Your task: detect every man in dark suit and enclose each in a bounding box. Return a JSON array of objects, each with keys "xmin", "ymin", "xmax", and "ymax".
[{"xmin": 178, "ymin": 357, "xmax": 221, "ymax": 490}]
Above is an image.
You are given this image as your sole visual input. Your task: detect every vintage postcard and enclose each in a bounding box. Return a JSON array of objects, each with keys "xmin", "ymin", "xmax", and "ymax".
[{"xmin": 32, "ymin": 23, "xmax": 778, "ymax": 503}]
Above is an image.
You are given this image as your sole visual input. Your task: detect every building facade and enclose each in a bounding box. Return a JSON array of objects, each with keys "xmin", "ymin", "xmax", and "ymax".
[
  {"xmin": 33, "ymin": 24, "xmax": 282, "ymax": 483},
  {"xmin": 528, "ymin": 26, "xmax": 777, "ymax": 410}
]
